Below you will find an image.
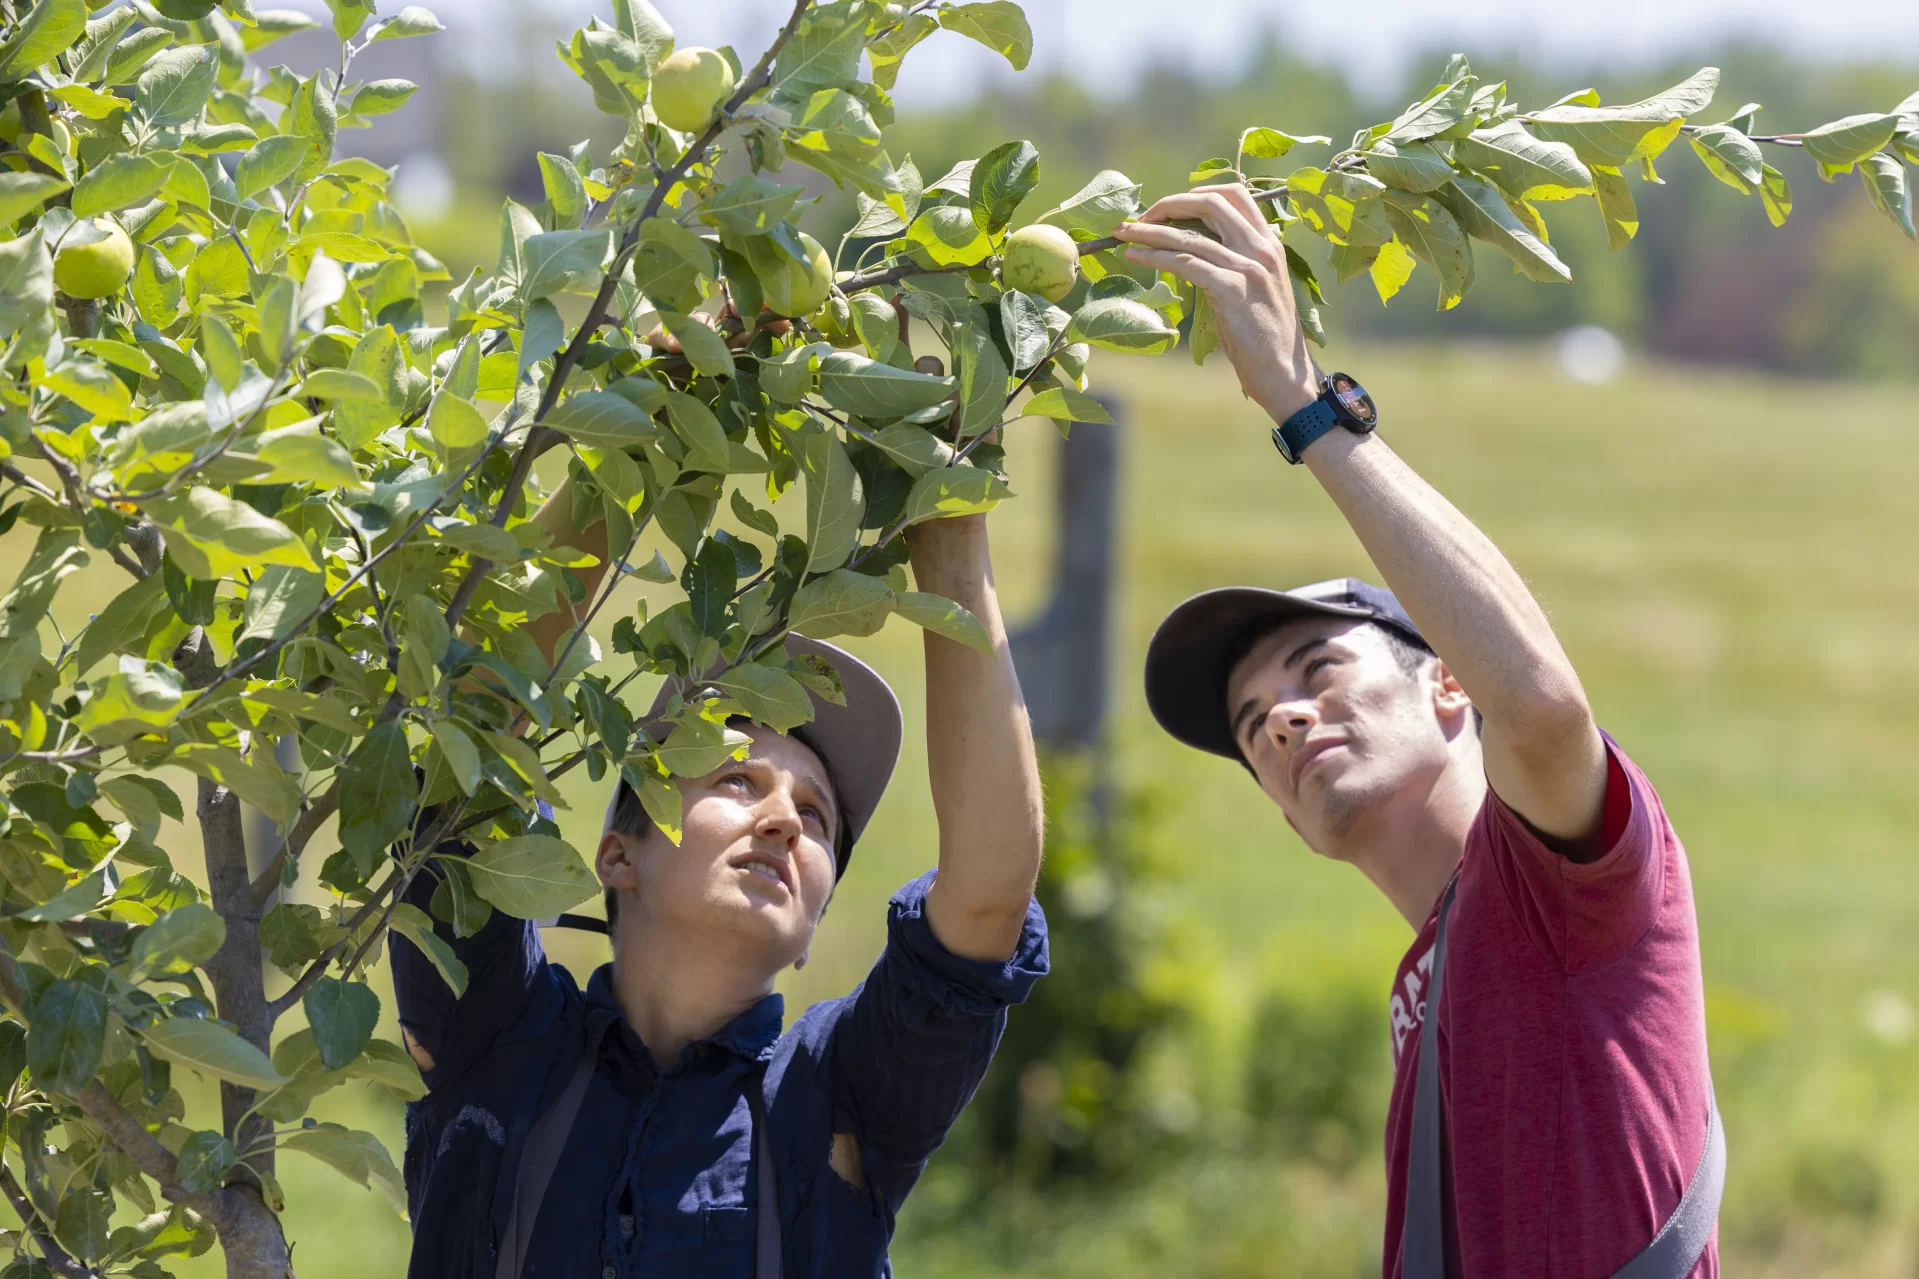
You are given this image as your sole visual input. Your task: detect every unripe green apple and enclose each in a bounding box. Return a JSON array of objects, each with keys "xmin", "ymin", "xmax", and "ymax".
[
  {"xmin": 54, "ymin": 223, "xmax": 135, "ymax": 299},
  {"xmin": 1002, "ymin": 224, "xmax": 1080, "ymax": 302},
  {"xmin": 810, "ymin": 293, "xmax": 862, "ymax": 348},
  {"xmin": 651, "ymin": 47, "xmax": 737, "ymax": 133},
  {"xmin": 749, "ymin": 232, "xmax": 833, "ymax": 318}
]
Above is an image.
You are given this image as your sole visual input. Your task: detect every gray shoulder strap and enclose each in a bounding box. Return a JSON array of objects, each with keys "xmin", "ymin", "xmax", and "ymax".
[
  {"xmin": 1402, "ymin": 877, "xmax": 1726, "ymax": 1279},
  {"xmin": 746, "ymin": 1071, "xmax": 783, "ymax": 1279},
  {"xmin": 495, "ymin": 1043, "xmax": 597, "ymax": 1279}
]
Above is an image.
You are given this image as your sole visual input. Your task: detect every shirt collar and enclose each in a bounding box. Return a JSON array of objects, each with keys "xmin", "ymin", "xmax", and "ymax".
[{"xmin": 584, "ymin": 964, "xmax": 785, "ymax": 1065}]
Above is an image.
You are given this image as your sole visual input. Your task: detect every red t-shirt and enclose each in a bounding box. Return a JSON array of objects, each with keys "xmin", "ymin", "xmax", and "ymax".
[{"xmin": 1381, "ymin": 737, "xmax": 1718, "ymax": 1278}]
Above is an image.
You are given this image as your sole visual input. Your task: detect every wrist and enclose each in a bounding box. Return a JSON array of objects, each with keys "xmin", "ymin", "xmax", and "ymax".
[{"xmin": 1258, "ymin": 372, "xmax": 1320, "ymax": 428}]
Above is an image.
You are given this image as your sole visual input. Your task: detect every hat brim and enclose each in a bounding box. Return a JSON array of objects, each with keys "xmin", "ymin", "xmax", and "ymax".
[
  {"xmin": 1143, "ymin": 587, "xmax": 1380, "ymax": 761},
  {"xmin": 604, "ymin": 636, "xmax": 903, "ymax": 862}
]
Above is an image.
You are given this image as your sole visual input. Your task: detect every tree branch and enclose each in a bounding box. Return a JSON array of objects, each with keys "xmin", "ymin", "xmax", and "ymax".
[
  {"xmin": 441, "ymin": 0, "xmax": 817, "ymax": 633},
  {"xmin": 246, "ymin": 786, "xmax": 341, "ymax": 909},
  {"xmin": 30, "ymin": 434, "xmax": 148, "ymax": 581},
  {"xmin": 0, "ymin": 1164, "xmax": 93, "ymax": 1279},
  {"xmin": 264, "ymin": 870, "xmax": 404, "ymax": 1020}
]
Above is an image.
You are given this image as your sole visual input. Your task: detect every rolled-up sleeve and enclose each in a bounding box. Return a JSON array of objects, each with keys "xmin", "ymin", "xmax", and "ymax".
[{"xmin": 828, "ymin": 870, "xmax": 1048, "ymax": 1207}]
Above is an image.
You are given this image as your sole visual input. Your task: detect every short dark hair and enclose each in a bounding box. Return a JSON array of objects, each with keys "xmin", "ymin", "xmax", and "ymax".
[
  {"xmin": 1221, "ymin": 618, "xmax": 1480, "ymax": 771},
  {"xmin": 602, "ymin": 720, "xmax": 849, "ymax": 932}
]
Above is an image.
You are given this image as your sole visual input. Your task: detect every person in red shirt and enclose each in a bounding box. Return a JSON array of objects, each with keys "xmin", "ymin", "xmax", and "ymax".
[{"xmin": 1120, "ymin": 187, "xmax": 1720, "ymax": 1278}]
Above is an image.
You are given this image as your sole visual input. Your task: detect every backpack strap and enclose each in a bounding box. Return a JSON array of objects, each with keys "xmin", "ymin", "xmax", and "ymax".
[{"xmin": 1401, "ymin": 877, "xmax": 1725, "ymax": 1279}]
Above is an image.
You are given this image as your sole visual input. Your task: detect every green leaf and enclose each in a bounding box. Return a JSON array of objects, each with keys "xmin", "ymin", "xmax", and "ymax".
[
  {"xmin": 70, "ymin": 153, "xmax": 170, "ymax": 218},
  {"xmin": 1384, "ymin": 75, "xmax": 1477, "ymax": 144},
  {"xmin": 537, "ymin": 152, "xmax": 587, "ymax": 227},
  {"xmin": 1021, "ymin": 386, "xmax": 1112, "ymax": 425},
  {"xmin": 866, "ymin": 10, "xmax": 936, "ymax": 90},
  {"xmin": 905, "ymin": 204, "xmax": 992, "ymax": 266},
  {"xmin": 660, "ymin": 311, "xmax": 736, "ymax": 378},
  {"xmin": 1759, "ymin": 163, "xmax": 1792, "ymax": 227},
  {"xmin": 1063, "ymin": 297, "xmax": 1180, "ymax": 355},
  {"xmin": 233, "ymin": 134, "xmax": 306, "ymax": 201},
  {"xmin": 0, "ymin": 0, "xmax": 88, "ymax": 79},
  {"xmin": 252, "ymin": 425, "xmax": 361, "ymax": 489},
  {"xmin": 387, "ymin": 901, "xmax": 468, "ymax": 996},
  {"xmin": 901, "ymin": 465, "xmax": 1011, "ymax": 526},
  {"xmin": 368, "ymin": 6, "xmax": 443, "ymax": 39},
  {"xmin": 0, "ymin": 528, "xmax": 88, "ymax": 638},
  {"xmin": 952, "ymin": 320, "xmax": 1008, "ymax": 437},
  {"xmin": 802, "ymin": 428, "xmax": 863, "ymax": 573},
  {"xmin": 1363, "ymin": 139, "xmax": 1457, "ymax": 194},
  {"xmin": 348, "ymin": 79, "xmax": 419, "ymax": 117},
  {"xmin": 54, "ymin": 1186, "xmax": 110, "ymax": 1262},
  {"xmin": 1434, "ymin": 174, "xmax": 1569, "ymax": 283},
  {"xmin": 816, "ymin": 351, "xmax": 955, "ymax": 419},
  {"xmin": 428, "ymin": 721, "xmax": 482, "ymax": 797},
  {"xmin": 545, "ymin": 389, "xmax": 655, "ymax": 449},
  {"xmin": 937, "ymin": 1, "xmax": 1031, "ymax": 71},
  {"xmin": 1686, "ymin": 124, "xmax": 1764, "ymax": 193},
  {"xmin": 174, "ymin": 1130, "xmax": 237, "ymax": 1194},
  {"xmin": 1239, "ymin": 127, "xmax": 1330, "ymax": 159},
  {"xmin": 1039, "ymin": 169, "xmax": 1142, "ymax": 238},
  {"xmin": 140, "ymin": 1015, "xmax": 287, "ymax": 1090},
  {"xmin": 131, "ymin": 902, "xmax": 225, "ymax": 977},
  {"xmin": 1453, "ymin": 122, "xmax": 1592, "ymax": 200},
  {"xmin": 714, "ymin": 663, "xmax": 815, "ymax": 732},
  {"xmin": 15, "ymin": 870, "xmax": 109, "ymax": 922},
  {"xmin": 336, "ymin": 722, "xmax": 418, "ymax": 873},
  {"xmin": 0, "ymin": 171, "xmax": 70, "ymax": 225},
  {"xmin": 786, "ymin": 568, "xmax": 895, "ymax": 639},
  {"xmin": 298, "ymin": 368, "xmax": 382, "ymax": 401},
  {"xmin": 325, "ymin": 0, "xmax": 376, "ymax": 40},
  {"xmin": 151, "ymin": 486, "xmax": 317, "ymax": 580},
  {"xmin": 1591, "ymin": 164, "xmax": 1639, "ymax": 248},
  {"xmin": 894, "ymin": 591, "xmax": 993, "ymax": 654},
  {"xmin": 25, "ymin": 980, "xmax": 106, "ymax": 1094},
  {"xmin": 426, "ymin": 391, "xmax": 488, "ymax": 450},
  {"xmin": 1381, "ymin": 190, "xmax": 1473, "ymax": 309},
  {"xmin": 170, "ymin": 743, "xmax": 298, "ymax": 825},
  {"xmin": 1525, "ymin": 68, "xmax": 1719, "ymax": 167},
  {"xmin": 136, "ymin": 45, "xmax": 218, "ymax": 128},
  {"xmin": 36, "ymin": 360, "xmax": 135, "ymax": 422},
  {"xmin": 278, "ymin": 1124, "xmax": 406, "ymax": 1216},
  {"xmin": 664, "ymin": 391, "xmax": 731, "ymax": 473},
  {"xmin": 463, "ymin": 834, "xmax": 598, "ymax": 919},
  {"xmin": 1801, "ymin": 113, "xmax": 1900, "ymax": 179},
  {"xmin": 519, "ymin": 229, "xmax": 609, "ymax": 298},
  {"xmin": 698, "ymin": 174, "xmax": 805, "ymax": 237},
  {"xmin": 236, "ymin": 565, "xmax": 323, "ymax": 646},
  {"xmin": 1858, "ymin": 153, "xmax": 1915, "ymax": 239},
  {"xmin": 775, "ymin": 1, "xmax": 869, "ymax": 92},
  {"xmin": 73, "ymin": 654, "xmax": 187, "ymax": 739},
  {"xmin": 969, "ymin": 138, "xmax": 1040, "ymax": 235},
  {"xmin": 303, "ymin": 978, "xmax": 379, "ymax": 1071}
]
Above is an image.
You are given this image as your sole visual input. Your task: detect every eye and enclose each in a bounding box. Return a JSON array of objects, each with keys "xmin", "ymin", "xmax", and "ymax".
[
  {"xmin": 719, "ymin": 772, "xmax": 751, "ymax": 792},
  {"xmin": 1303, "ymin": 656, "xmax": 1334, "ymax": 681}
]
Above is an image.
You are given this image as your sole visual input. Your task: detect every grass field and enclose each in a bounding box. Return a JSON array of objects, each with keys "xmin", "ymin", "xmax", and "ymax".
[{"xmin": 11, "ymin": 339, "xmax": 1916, "ymax": 1276}]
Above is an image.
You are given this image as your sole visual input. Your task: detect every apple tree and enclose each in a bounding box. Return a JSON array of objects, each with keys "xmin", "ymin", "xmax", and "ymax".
[{"xmin": 0, "ymin": 0, "xmax": 1912, "ymax": 1274}]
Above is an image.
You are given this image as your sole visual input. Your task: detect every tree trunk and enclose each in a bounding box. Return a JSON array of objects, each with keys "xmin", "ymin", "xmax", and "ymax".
[{"xmin": 179, "ymin": 627, "xmax": 291, "ymax": 1277}]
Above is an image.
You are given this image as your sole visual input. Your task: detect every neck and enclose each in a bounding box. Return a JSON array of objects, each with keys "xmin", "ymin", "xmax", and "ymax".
[
  {"xmin": 610, "ymin": 909, "xmax": 778, "ymax": 1070},
  {"xmin": 1337, "ymin": 742, "xmax": 1486, "ymax": 931}
]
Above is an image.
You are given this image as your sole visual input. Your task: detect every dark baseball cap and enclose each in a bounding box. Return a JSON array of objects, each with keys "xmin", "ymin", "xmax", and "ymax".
[
  {"xmin": 601, "ymin": 634, "xmax": 903, "ymax": 870},
  {"xmin": 1143, "ymin": 577, "xmax": 1430, "ymax": 761}
]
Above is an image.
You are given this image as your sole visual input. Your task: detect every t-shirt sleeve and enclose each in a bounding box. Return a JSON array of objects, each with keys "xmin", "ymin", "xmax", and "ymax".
[
  {"xmin": 1477, "ymin": 733, "xmax": 1673, "ymax": 973},
  {"xmin": 387, "ymin": 814, "xmax": 559, "ymax": 1092},
  {"xmin": 826, "ymin": 869, "xmax": 1048, "ymax": 1209}
]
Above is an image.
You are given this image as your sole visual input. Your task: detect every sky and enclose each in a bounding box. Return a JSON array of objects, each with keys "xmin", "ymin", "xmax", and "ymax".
[{"xmin": 440, "ymin": 0, "xmax": 1919, "ymax": 102}]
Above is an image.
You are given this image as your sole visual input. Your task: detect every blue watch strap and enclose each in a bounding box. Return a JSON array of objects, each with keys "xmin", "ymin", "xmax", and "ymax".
[{"xmin": 1272, "ymin": 397, "xmax": 1337, "ymax": 464}]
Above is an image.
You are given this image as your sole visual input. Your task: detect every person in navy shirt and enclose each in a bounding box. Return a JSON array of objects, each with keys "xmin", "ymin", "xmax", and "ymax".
[{"xmin": 390, "ymin": 500, "xmax": 1047, "ymax": 1279}]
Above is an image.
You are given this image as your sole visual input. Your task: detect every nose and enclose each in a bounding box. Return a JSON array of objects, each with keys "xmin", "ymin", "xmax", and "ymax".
[
  {"xmin": 1260, "ymin": 699, "xmax": 1316, "ymax": 751},
  {"xmin": 754, "ymin": 787, "xmax": 803, "ymax": 847}
]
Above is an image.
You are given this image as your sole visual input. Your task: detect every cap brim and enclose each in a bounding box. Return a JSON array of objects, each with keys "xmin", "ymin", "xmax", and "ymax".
[
  {"xmin": 605, "ymin": 636, "xmax": 903, "ymax": 857},
  {"xmin": 1143, "ymin": 587, "xmax": 1376, "ymax": 760}
]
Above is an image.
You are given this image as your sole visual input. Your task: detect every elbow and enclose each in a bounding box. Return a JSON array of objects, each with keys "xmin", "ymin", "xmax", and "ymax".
[{"xmin": 1496, "ymin": 678, "xmax": 1595, "ymax": 760}]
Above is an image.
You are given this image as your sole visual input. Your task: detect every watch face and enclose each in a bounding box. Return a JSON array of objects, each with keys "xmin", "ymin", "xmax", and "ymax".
[{"xmin": 1327, "ymin": 372, "xmax": 1378, "ymax": 428}]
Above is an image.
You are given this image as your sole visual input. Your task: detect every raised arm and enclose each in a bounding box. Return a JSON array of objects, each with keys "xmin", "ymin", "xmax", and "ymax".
[
  {"xmin": 905, "ymin": 515, "xmax": 1045, "ymax": 960},
  {"xmin": 1115, "ymin": 185, "xmax": 1605, "ymax": 843}
]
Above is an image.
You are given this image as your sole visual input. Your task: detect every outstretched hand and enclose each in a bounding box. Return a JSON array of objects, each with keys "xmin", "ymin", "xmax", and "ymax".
[{"xmin": 1113, "ymin": 184, "xmax": 1321, "ymax": 425}]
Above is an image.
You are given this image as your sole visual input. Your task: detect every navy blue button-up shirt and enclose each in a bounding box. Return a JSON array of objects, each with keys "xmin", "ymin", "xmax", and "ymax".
[{"xmin": 391, "ymin": 868, "xmax": 1048, "ymax": 1278}]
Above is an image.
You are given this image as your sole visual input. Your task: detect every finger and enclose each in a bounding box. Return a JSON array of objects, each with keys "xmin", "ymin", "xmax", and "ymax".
[
  {"xmin": 1138, "ymin": 187, "xmax": 1282, "ymax": 270},
  {"xmin": 1113, "ymin": 219, "xmax": 1253, "ymax": 275},
  {"xmin": 1120, "ymin": 244, "xmax": 1240, "ymax": 296}
]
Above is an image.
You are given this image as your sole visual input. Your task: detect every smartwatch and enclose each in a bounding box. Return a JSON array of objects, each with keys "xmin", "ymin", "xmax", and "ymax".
[{"xmin": 1270, "ymin": 372, "xmax": 1379, "ymax": 464}]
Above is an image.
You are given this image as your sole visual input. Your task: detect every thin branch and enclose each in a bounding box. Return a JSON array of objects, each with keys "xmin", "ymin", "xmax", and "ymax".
[
  {"xmin": 30, "ymin": 433, "xmax": 149, "ymax": 580},
  {"xmin": 245, "ymin": 785, "xmax": 341, "ymax": 909},
  {"xmin": 0, "ymin": 461, "xmax": 60, "ymax": 503},
  {"xmin": 441, "ymin": 0, "xmax": 817, "ymax": 632},
  {"xmin": 264, "ymin": 869, "xmax": 405, "ymax": 1020},
  {"xmin": 0, "ymin": 1164, "xmax": 94, "ymax": 1279}
]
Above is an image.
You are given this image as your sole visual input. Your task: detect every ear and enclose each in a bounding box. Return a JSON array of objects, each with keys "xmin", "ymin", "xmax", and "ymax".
[
  {"xmin": 1429, "ymin": 659, "xmax": 1474, "ymax": 729},
  {"xmin": 596, "ymin": 829, "xmax": 642, "ymax": 892},
  {"xmin": 792, "ymin": 948, "xmax": 808, "ymax": 972}
]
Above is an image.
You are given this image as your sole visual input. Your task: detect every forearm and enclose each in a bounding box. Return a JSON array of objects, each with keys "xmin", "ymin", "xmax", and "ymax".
[
  {"xmin": 907, "ymin": 518, "xmax": 1044, "ymax": 962},
  {"xmin": 1302, "ymin": 429, "xmax": 1587, "ymax": 725}
]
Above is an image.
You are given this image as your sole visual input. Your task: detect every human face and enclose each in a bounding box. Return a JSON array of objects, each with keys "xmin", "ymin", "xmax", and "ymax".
[
  {"xmin": 597, "ymin": 724, "xmax": 841, "ymax": 971},
  {"xmin": 1223, "ymin": 617, "xmax": 1459, "ymax": 855}
]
